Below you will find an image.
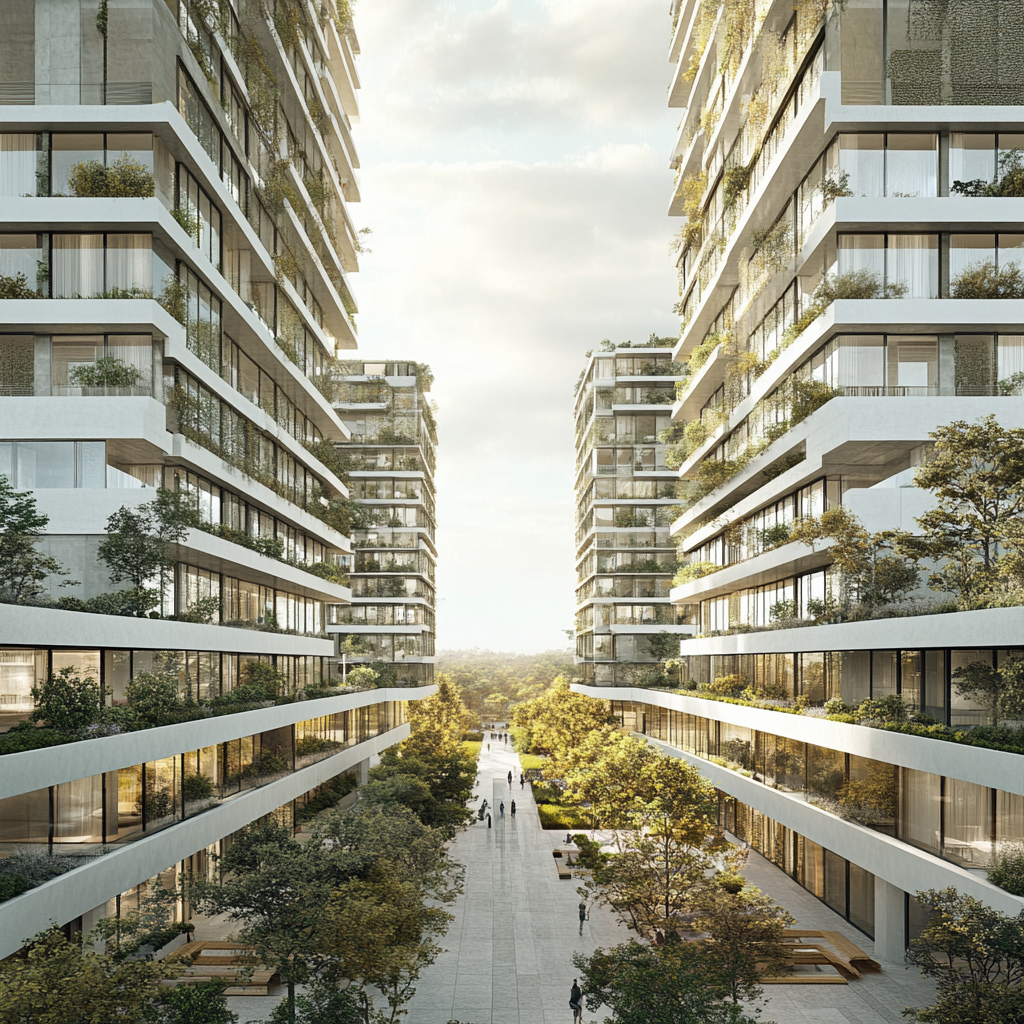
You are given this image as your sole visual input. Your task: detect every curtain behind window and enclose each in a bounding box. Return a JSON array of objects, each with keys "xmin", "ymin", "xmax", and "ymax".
[
  {"xmin": 887, "ymin": 235, "xmax": 938, "ymax": 298},
  {"xmin": 0, "ymin": 134, "xmax": 36, "ymax": 196},
  {"xmin": 53, "ymin": 233, "xmax": 103, "ymax": 298}
]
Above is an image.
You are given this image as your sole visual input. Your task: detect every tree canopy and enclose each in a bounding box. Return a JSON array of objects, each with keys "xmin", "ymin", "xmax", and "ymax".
[{"xmin": 511, "ymin": 677, "xmax": 615, "ymax": 756}]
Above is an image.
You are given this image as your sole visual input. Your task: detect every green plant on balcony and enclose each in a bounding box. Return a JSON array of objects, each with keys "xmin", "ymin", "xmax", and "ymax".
[
  {"xmin": 706, "ymin": 674, "xmax": 747, "ymax": 697},
  {"xmin": 950, "ymin": 260, "xmax": 1024, "ymax": 299},
  {"xmin": 673, "ymin": 560, "xmax": 719, "ymax": 586},
  {"xmin": 66, "ymin": 153, "xmax": 154, "ymax": 198},
  {"xmin": 816, "ymin": 170, "xmax": 853, "ymax": 205},
  {"xmin": 748, "ymin": 220, "xmax": 793, "ymax": 275},
  {"xmin": 171, "ymin": 204, "xmax": 198, "ymax": 237},
  {"xmin": 951, "ymin": 149, "xmax": 1024, "ymax": 197},
  {"xmin": 68, "ymin": 356, "xmax": 143, "ymax": 388},
  {"xmin": 998, "ymin": 372, "xmax": 1024, "ymax": 396},
  {"xmin": 673, "ymin": 170, "xmax": 708, "ymax": 253},
  {"xmin": 758, "ymin": 522, "xmax": 792, "ymax": 550},
  {"xmin": 688, "ymin": 330, "xmax": 730, "ymax": 374},
  {"xmin": 722, "ymin": 164, "xmax": 751, "ymax": 210},
  {"xmin": 305, "ymin": 561, "xmax": 350, "ymax": 586},
  {"xmin": 182, "ymin": 771, "xmax": 216, "ymax": 802},
  {"xmin": 0, "ymin": 273, "xmax": 42, "ymax": 299}
]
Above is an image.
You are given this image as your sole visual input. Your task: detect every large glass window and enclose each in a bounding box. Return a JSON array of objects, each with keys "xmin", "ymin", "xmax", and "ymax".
[
  {"xmin": 0, "ymin": 233, "xmax": 46, "ymax": 295},
  {"xmin": 837, "ymin": 234, "xmax": 938, "ymax": 298},
  {"xmin": 951, "ymin": 133, "xmax": 1024, "ymax": 188},
  {"xmin": 885, "ymin": 134, "xmax": 938, "ymax": 197},
  {"xmin": 0, "ymin": 133, "xmax": 40, "ymax": 197},
  {"xmin": 176, "ymin": 164, "xmax": 222, "ymax": 270},
  {"xmin": 0, "ymin": 440, "xmax": 106, "ymax": 488},
  {"xmin": 900, "ymin": 769, "xmax": 941, "ymax": 854},
  {"xmin": 51, "ymin": 233, "xmax": 152, "ymax": 299}
]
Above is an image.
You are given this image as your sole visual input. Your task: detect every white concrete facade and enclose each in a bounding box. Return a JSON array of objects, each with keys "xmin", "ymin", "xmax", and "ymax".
[
  {"xmin": 573, "ymin": 347, "xmax": 693, "ymax": 686},
  {"xmin": 0, "ymin": 0, "xmax": 434, "ymax": 948},
  {"xmin": 572, "ymin": 0, "xmax": 1024, "ymax": 952},
  {"xmin": 330, "ymin": 362, "xmax": 438, "ymax": 686}
]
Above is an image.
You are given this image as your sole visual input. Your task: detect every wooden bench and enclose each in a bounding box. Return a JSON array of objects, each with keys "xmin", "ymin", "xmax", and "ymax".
[
  {"xmin": 820, "ymin": 930, "xmax": 881, "ymax": 973},
  {"xmin": 781, "ymin": 930, "xmax": 881, "ymax": 974},
  {"xmin": 556, "ymin": 862, "xmax": 573, "ymax": 880}
]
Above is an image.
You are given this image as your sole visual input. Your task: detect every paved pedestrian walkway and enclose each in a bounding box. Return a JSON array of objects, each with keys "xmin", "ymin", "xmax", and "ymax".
[{"xmin": 404, "ymin": 737, "xmax": 624, "ymax": 1024}]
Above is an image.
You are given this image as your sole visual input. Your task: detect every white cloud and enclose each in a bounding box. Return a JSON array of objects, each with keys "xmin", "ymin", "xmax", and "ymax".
[{"xmin": 348, "ymin": 0, "xmax": 680, "ymax": 651}]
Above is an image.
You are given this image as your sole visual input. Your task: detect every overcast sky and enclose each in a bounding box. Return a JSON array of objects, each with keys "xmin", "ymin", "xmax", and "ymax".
[{"xmin": 349, "ymin": 0, "xmax": 680, "ymax": 652}]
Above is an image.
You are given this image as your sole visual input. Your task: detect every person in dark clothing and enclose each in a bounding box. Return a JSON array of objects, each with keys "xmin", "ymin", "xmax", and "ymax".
[
  {"xmin": 520, "ymin": 772, "xmax": 525, "ymax": 788},
  {"xmin": 510, "ymin": 800, "xmax": 516, "ymax": 816},
  {"xmin": 500, "ymin": 801, "xmax": 505, "ymax": 816},
  {"xmin": 578, "ymin": 902, "xmax": 587, "ymax": 936},
  {"xmin": 507, "ymin": 770, "xmax": 513, "ymax": 785},
  {"xmin": 487, "ymin": 813, "xmax": 491, "ymax": 828},
  {"xmin": 570, "ymin": 979, "xmax": 583, "ymax": 1023}
]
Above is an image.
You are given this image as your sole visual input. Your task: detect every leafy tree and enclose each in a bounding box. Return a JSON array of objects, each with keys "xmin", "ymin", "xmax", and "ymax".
[
  {"xmin": 911, "ymin": 416, "xmax": 1024, "ymax": 605},
  {"xmin": 904, "ymin": 887, "xmax": 1024, "ymax": 1023},
  {"xmin": 123, "ymin": 671, "xmax": 183, "ymax": 728},
  {"xmin": 189, "ymin": 822, "xmax": 348, "ymax": 1023},
  {"xmin": 146, "ymin": 982, "xmax": 237, "ymax": 1024},
  {"xmin": 790, "ymin": 507, "xmax": 919, "ymax": 609},
  {"xmin": 569, "ymin": 744, "xmax": 731, "ymax": 935},
  {"xmin": 368, "ymin": 749, "xmax": 475, "ymax": 834},
  {"xmin": 689, "ymin": 885, "xmax": 794, "ymax": 1003},
  {"xmin": 262, "ymin": 980, "xmax": 362, "ymax": 1024},
  {"xmin": 0, "ymin": 927, "xmax": 171, "ymax": 1024},
  {"xmin": 403, "ymin": 673, "xmax": 469, "ymax": 757},
  {"xmin": 31, "ymin": 667, "xmax": 106, "ymax": 733},
  {"xmin": 645, "ymin": 631, "xmax": 680, "ymax": 663},
  {"xmin": 511, "ymin": 677, "xmax": 615, "ymax": 756},
  {"xmin": 560, "ymin": 728, "xmax": 714, "ymax": 830},
  {"xmin": 0, "ymin": 475, "xmax": 76, "ymax": 602},
  {"xmin": 96, "ymin": 504, "xmax": 166, "ymax": 614},
  {"xmin": 97, "ymin": 488, "xmax": 202, "ymax": 616},
  {"xmin": 573, "ymin": 939, "xmax": 761, "ymax": 1024},
  {"xmin": 322, "ymin": 873, "xmax": 453, "ymax": 1023},
  {"xmin": 951, "ymin": 658, "xmax": 1024, "ymax": 724}
]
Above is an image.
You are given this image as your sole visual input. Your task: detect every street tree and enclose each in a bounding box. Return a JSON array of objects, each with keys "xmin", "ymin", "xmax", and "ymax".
[
  {"xmin": 146, "ymin": 982, "xmax": 237, "ymax": 1024},
  {"xmin": 262, "ymin": 980, "xmax": 362, "ymax": 1024},
  {"xmin": 905, "ymin": 887, "xmax": 1024, "ymax": 1023},
  {"xmin": 511, "ymin": 676, "xmax": 615, "ymax": 756},
  {"xmin": 0, "ymin": 927, "xmax": 171, "ymax": 1024},
  {"xmin": 573, "ymin": 939, "xmax": 762, "ymax": 1024},
  {"xmin": 368, "ymin": 748, "xmax": 475, "ymax": 834},
  {"xmin": 189, "ymin": 821, "xmax": 347, "ymax": 1024},
  {"xmin": 403, "ymin": 673, "xmax": 469, "ymax": 757},
  {"xmin": 689, "ymin": 885, "xmax": 794, "ymax": 1003},
  {"xmin": 322, "ymin": 873, "xmax": 453, "ymax": 1023},
  {"xmin": 0, "ymin": 475, "xmax": 76, "ymax": 602}
]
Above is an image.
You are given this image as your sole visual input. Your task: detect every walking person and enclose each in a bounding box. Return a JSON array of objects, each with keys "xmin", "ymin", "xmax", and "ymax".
[
  {"xmin": 510, "ymin": 799, "xmax": 516, "ymax": 817},
  {"xmin": 520, "ymin": 772, "xmax": 525, "ymax": 788},
  {"xmin": 507, "ymin": 770, "xmax": 513, "ymax": 786},
  {"xmin": 578, "ymin": 901, "xmax": 588, "ymax": 936},
  {"xmin": 487, "ymin": 813, "xmax": 492, "ymax": 828},
  {"xmin": 570, "ymin": 979, "xmax": 583, "ymax": 1024},
  {"xmin": 500, "ymin": 801, "xmax": 505, "ymax": 816}
]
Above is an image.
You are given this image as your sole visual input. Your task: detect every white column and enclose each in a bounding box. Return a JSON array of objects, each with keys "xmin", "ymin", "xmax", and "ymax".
[{"xmin": 872, "ymin": 877, "xmax": 905, "ymax": 962}]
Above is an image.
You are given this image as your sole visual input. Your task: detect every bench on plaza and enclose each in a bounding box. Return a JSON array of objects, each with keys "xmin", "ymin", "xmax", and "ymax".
[
  {"xmin": 555, "ymin": 861, "xmax": 573, "ymax": 880},
  {"xmin": 781, "ymin": 929, "xmax": 881, "ymax": 974}
]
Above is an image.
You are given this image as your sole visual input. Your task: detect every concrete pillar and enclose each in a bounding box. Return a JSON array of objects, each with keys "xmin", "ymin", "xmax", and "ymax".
[
  {"xmin": 35, "ymin": 0, "xmax": 84, "ymax": 106},
  {"xmin": 356, "ymin": 757, "xmax": 370, "ymax": 785},
  {"xmin": 873, "ymin": 877, "xmax": 905, "ymax": 962}
]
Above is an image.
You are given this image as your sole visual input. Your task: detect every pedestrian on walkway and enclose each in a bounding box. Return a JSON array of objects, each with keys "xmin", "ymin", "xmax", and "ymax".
[
  {"xmin": 570, "ymin": 979, "xmax": 583, "ymax": 1023},
  {"xmin": 500, "ymin": 801, "xmax": 505, "ymax": 816},
  {"xmin": 578, "ymin": 901, "xmax": 588, "ymax": 936},
  {"xmin": 487, "ymin": 743, "xmax": 490, "ymax": 752},
  {"xmin": 520, "ymin": 773, "xmax": 524, "ymax": 788},
  {"xmin": 487, "ymin": 813, "xmax": 491, "ymax": 828},
  {"xmin": 510, "ymin": 800, "xmax": 516, "ymax": 816},
  {"xmin": 507, "ymin": 770, "xmax": 513, "ymax": 785}
]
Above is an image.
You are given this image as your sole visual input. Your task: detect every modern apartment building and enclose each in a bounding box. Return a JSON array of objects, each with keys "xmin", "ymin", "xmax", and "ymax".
[
  {"xmin": 0, "ymin": 0, "xmax": 434, "ymax": 956},
  {"xmin": 330, "ymin": 360, "xmax": 437, "ymax": 687},
  {"xmin": 574, "ymin": 0, "xmax": 1024, "ymax": 958},
  {"xmin": 573, "ymin": 345, "xmax": 692, "ymax": 685}
]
